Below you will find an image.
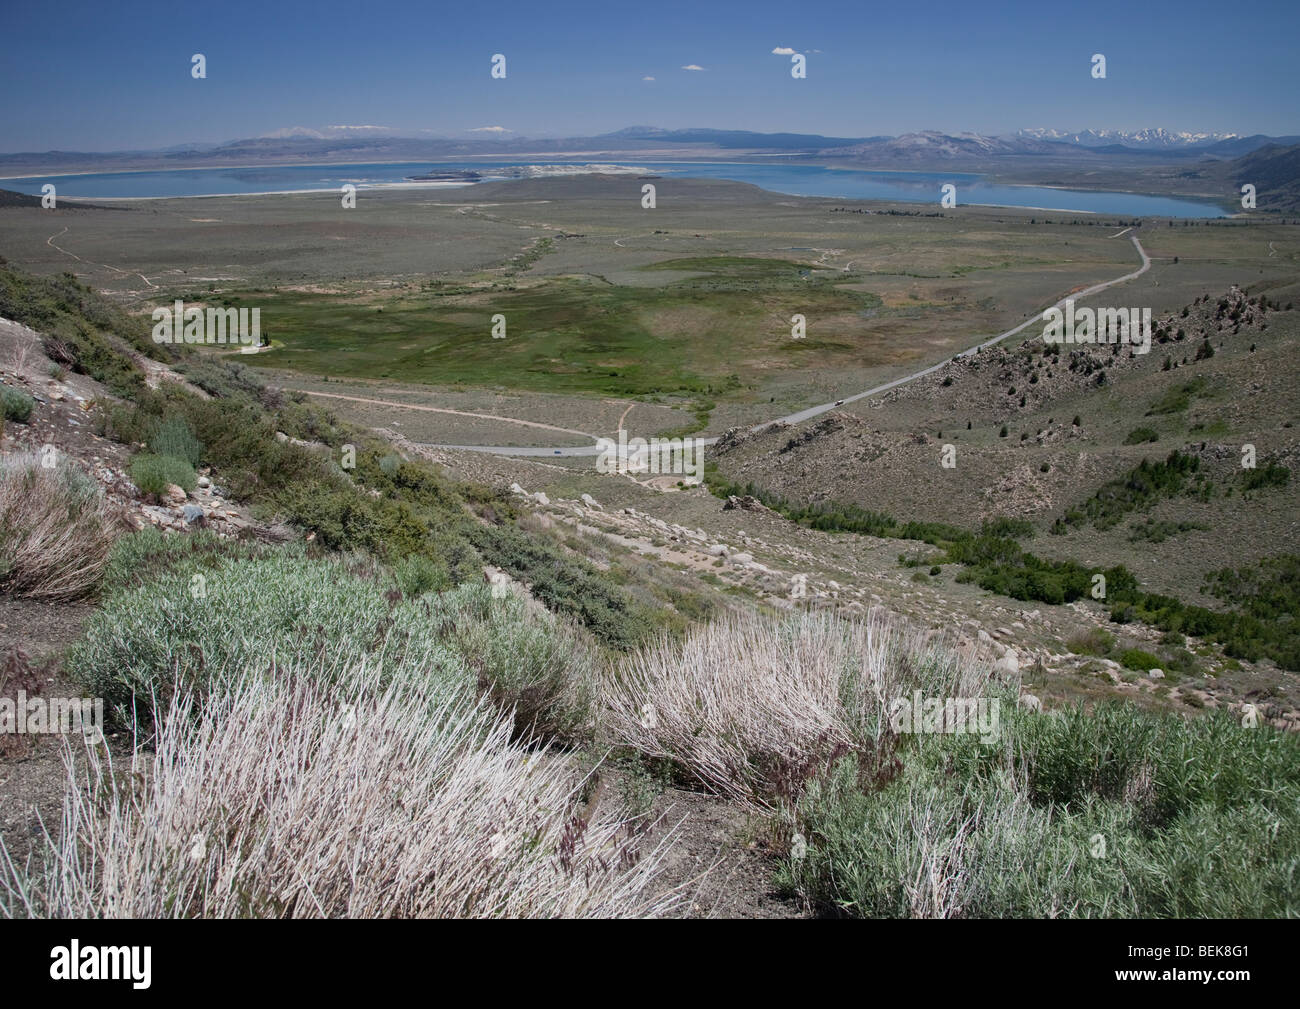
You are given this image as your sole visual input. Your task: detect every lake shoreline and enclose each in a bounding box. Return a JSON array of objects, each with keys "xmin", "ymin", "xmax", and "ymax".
[{"xmin": 0, "ymin": 160, "xmax": 1230, "ymax": 217}]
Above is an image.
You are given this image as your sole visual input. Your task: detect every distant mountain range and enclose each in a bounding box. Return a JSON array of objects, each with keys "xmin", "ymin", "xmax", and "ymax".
[
  {"xmin": 1016, "ymin": 128, "xmax": 1300, "ymax": 156},
  {"xmin": 594, "ymin": 126, "xmax": 874, "ymax": 149},
  {"xmin": 1017, "ymin": 127, "xmax": 1236, "ymax": 149},
  {"xmin": 1, "ymin": 125, "xmax": 1296, "ymax": 178},
  {"xmin": 830, "ymin": 131, "xmax": 1064, "ymax": 161}
]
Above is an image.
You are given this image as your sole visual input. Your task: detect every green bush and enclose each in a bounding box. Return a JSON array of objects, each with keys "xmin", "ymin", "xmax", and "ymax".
[
  {"xmin": 780, "ymin": 703, "xmax": 1300, "ymax": 917},
  {"xmin": 0, "ymin": 385, "xmax": 33, "ymax": 423},
  {"xmin": 129, "ymin": 452, "xmax": 197, "ymax": 495},
  {"xmin": 1062, "ymin": 451, "xmax": 1202, "ymax": 531},
  {"xmin": 94, "ymin": 401, "xmax": 152, "ymax": 444},
  {"xmin": 469, "ymin": 521, "xmax": 660, "ymax": 652},
  {"xmin": 69, "ymin": 547, "xmax": 410, "ymax": 725},
  {"xmin": 1123, "ymin": 426, "xmax": 1159, "ymax": 445},
  {"xmin": 69, "ymin": 546, "xmax": 593, "ymax": 740},
  {"xmin": 1066, "ymin": 627, "xmax": 1114, "ymax": 656},
  {"xmin": 982, "ymin": 517, "xmax": 1035, "ymax": 539},
  {"xmin": 1146, "ymin": 377, "xmax": 1206, "ymax": 416},
  {"xmin": 443, "ymin": 583, "xmax": 595, "ymax": 740},
  {"xmin": 1241, "ymin": 462, "xmax": 1290, "ymax": 492},
  {"xmin": 392, "ymin": 552, "xmax": 453, "ymax": 597},
  {"xmin": 100, "ymin": 526, "xmax": 262, "ymax": 593},
  {"xmin": 149, "ymin": 413, "xmax": 204, "ymax": 467},
  {"xmin": 1117, "ymin": 647, "xmax": 1162, "ymax": 671},
  {"xmin": 1127, "ymin": 518, "xmax": 1207, "ymax": 543}
]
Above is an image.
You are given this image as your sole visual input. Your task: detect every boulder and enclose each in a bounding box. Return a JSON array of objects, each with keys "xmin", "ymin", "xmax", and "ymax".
[{"xmin": 723, "ymin": 494, "xmax": 770, "ymax": 513}]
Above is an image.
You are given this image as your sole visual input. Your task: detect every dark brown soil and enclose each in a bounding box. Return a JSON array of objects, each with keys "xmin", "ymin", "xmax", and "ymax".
[
  {"xmin": 0, "ymin": 598, "xmax": 133, "ymax": 865},
  {"xmin": 639, "ymin": 785, "xmax": 804, "ymax": 919}
]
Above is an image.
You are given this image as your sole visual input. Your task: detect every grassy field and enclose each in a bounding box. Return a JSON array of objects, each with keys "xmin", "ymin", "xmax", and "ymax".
[{"xmin": 208, "ymin": 255, "xmax": 885, "ymax": 400}]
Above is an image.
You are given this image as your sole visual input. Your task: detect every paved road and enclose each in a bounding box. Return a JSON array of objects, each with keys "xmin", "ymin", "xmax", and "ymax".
[{"xmin": 419, "ymin": 234, "xmax": 1151, "ymax": 456}]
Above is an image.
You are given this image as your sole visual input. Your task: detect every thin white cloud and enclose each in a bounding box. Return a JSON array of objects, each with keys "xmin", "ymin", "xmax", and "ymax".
[
  {"xmin": 468, "ymin": 126, "xmax": 511, "ymax": 133},
  {"xmin": 681, "ymin": 64, "xmax": 706, "ymax": 71},
  {"xmin": 772, "ymin": 46, "xmax": 796, "ymax": 55},
  {"xmin": 642, "ymin": 75, "xmax": 655, "ymax": 81}
]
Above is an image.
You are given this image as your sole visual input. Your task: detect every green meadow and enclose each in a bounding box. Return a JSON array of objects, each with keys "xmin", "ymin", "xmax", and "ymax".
[{"xmin": 213, "ymin": 256, "xmax": 882, "ymax": 399}]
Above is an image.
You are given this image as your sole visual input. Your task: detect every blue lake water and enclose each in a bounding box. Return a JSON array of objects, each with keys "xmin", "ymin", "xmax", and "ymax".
[{"xmin": 1, "ymin": 160, "xmax": 1229, "ymax": 218}]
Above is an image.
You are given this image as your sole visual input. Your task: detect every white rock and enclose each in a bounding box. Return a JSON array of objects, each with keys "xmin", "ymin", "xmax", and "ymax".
[
  {"xmin": 730, "ymin": 552, "xmax": 753, "ymax": 566},
  {"xmin": 978, "ymin": 629, "xmax": 993, "ymax": 644},
  {"xmin": 1148, "ymin": 668, "xmax": 1165, "ymax": 679},
  {"xmin": 994, "ymin": 653, "xmax": 1020, "ymax": 677},
  {"xmin": 708, "ymin": 544, "xmax": 729, "ymax": 557},
  {"xmin": 1018, "ymin": 693, "xmax": 1043, "ymax": 713},
  {"xmin": 532, "ymin": 492, "xmax": 550, "ymax": 505},
  {"xmin": 509, "ymin": 482, "xmax": 526, "ymax": 496}
]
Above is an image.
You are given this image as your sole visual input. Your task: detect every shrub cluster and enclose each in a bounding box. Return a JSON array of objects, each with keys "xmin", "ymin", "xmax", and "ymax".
[
  {"xmin": 0, "ymin": 454, "xmax": 113, "ymax": 600},
  {"xmin": 780, "ymin": 702, "xmax": 1300, "ymax": 917},
  {"xmin": 0, "ymin": 386, "xmax": 33, "ymax": 423}
]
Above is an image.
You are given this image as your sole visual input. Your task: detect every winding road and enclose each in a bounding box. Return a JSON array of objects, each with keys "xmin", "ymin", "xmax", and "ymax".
[
  {"xmin": 46, "ymin": 226, "xmax": 160, "ymax": 289},
  {"xmin": 315, "ymin": 234, "xmax": 1151, "ymax": 458}
]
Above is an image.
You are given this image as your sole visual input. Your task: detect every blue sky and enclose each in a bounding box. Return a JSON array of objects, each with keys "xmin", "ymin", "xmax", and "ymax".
[{"xmin": 1, "ymin": 0, "xmax": 1296, "ymax": 151}]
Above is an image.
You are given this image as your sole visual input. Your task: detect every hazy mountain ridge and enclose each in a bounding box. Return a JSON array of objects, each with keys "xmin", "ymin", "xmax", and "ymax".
[
  {"xmin": 2, "ymin": 128, "xmax": 1295, "ymax": 201},
  {"xmin": 1231, "ymin": 142, "xmax": 1300, "ymax": 212},
  {"xmin": 1017, "ymin": 127, "xmax": 1241, "ymax": 149}
]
